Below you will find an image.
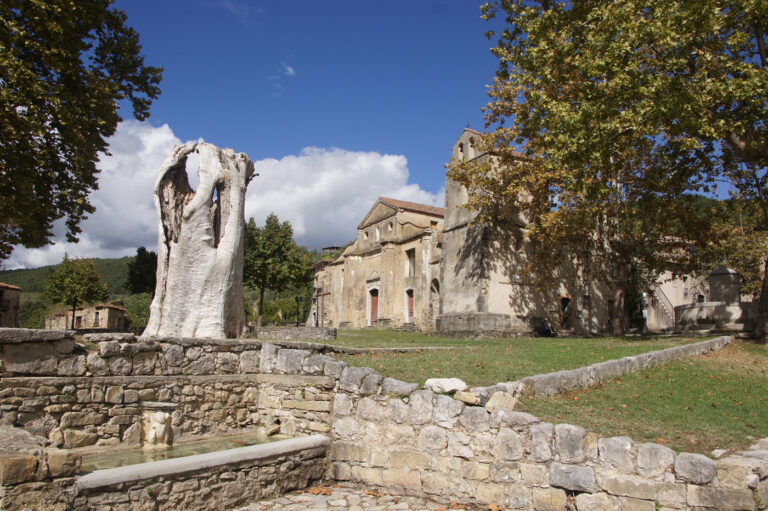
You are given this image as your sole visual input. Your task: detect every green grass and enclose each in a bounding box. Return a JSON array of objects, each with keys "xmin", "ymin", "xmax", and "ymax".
[
  {"xmin": 522, "ymin": 340, "xmax": 768, "ymax": 454},
  {"xmin": 336, "ymin": 331, "xmax": 702, "ymax": 387}
]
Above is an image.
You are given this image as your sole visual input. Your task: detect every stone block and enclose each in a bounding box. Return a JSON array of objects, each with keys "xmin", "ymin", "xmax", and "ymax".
[
  {"xmin": 109, "ymin": 356, "xmax": 132, "ymax": 375},
  {"xmin": 531, "ymin": 422, "xmax": 554, "ymax": 463},
  {"xmin": 598, "ymin": 436, "xmax": 635, "ymax": 474},
  {"xmin": 597, "ymin": 472, "xmax": 656, "ymax": 500},
  {"xmin": 533, "ymin": 487, "xmax": 568, "ymax": 511},
  {"xmin": 493, "ymin": 427, "xmax": 523, "ymax": 461},
  {"xmin": 574, "ymin": 492, "xmax": 612, "ymax": 510},
  {"xmin": 85, "ymin": 354, "xmax": 108, "ymax": 376},
  {"xmin": 332, "ymin": 393, "xmax": 352, "ymax": 416},
  {"xmin": 551, "ymin": 463, "xmax": 598, "ymax": 493},
  {"xmin": 333, "ymin": 416, "xmax": 363, "ymax": 441},
  {"xmin": 275, "ymin": 349, "xmax": 309, "ymax": 373},
  {"xmin": 238, "ymin": 350, "xmax": 259, "ymax": 373},
  {"xmin": 555, "ymin": 424, "xmax": 586, "ymax": 463},
  {"xmin": 105, "ymin": 386, "xmax": 123, "ymax": 404},
  {"xmin": 99, "ymin": 341, "xmax": 120, "ymax": 357},
  {"xmin": 418, "ymin": 424, "xmax": 447, "ymax": 451},
  {"xmin": 383, "ymin": 468, "xmax": 422, "ymax": 489},
  {"xmin": 63, "ymin": 429, "xmax": 97, "ymax": 448},
  {"xmin": 657, "ymin": 483, "xmax": 686, "ymax": 509},
  {"xmin": 302, "ymin": 354, "xmax": 332, "ymax": 374},
  {"xmin": 3, "ymin": 343, "xmax": 57, "ymax": 374},
  {"xmin": 637, "ymin": 442, "xmax": 675, "ymax": 479},
  {"xmin": 60, "ymin": 411, "xmax": 106, "ymax": 427},
  {"xmin": 381, "ymin": 377, "xmax": 418, "ymax": 396},
  {"xmin": 475, "ymin": 481, "xmax": 506, "ymax": 505},
  {"xmin": 339, "ymin": 366, "xmax": 377, "ymax": 393},
  {"xmin": 360, "ymin": 373, "xmax": 382, "ymax": 395},
  {"xmin": 686, "ymin": 485, "xmax": 755, "ymax": 510},
  {"xmin": 123, "ymin": 390, "xmax": 139, "ymax": 403},
  {"xmin": 718, "ymin": 456, "xmax": 768, "ymax": 489},
  {"xmin": 186, "ymin": 354, "xmax": 214, "ymax": 374},
  {"xmin": 455, "ymin": 390, "xmax": 482, "ymax": 405},
  {"xmin": 259, "ymin": 343, "xmax": 278, "ymax": 373},
  {"xmin": 138, "ymin": 389, "xmax": 155, "ymax": 401},
  {"xmin": 0, "ymin": 455, "xmax": 38, "ymax": 485},
  {"xmin": 409, "ymin": 390, "xmax": 435, "ymax": 425},
  {"xmin": 329, "ymin": 441, "xmax": 370, "ymax": 462},
  {"xmin": 424, "ymin": 378, "xmax": 467, "ymax": 394},
  {"xmin": 282, "ymin": 399, "xmax": 331, "ymax": 412},
  {"xmin": 434, "ymin": 394, "xmax": 464, "ymax": 428},
  {"xmin": 459, "ymin": 406, "xmax": 490, "ymax": 432},
  {"xmin": 675, "ymin": 452, "xmax": 717, "ymax": 484},
  {"xmin": 161, "ymin": 343, "xmax": 184, "ymax": 367},
  {"xmin": 329, "ymin": 462, "xmax": 351, "ymax": 480},
  {"xmin": 46, "ymin": 449, "xmax": 80, "ymax": 477},
  {"xmin": 461, "ymin": 460, "xmax": 490, "ymax": 480},
  {"xmin": 323, "ymin": 360, "xmax": 345, "ymax": 378},
  {"xmin": 133, "ymin": 351, "xmax": 157, "ymax": 375},
  {"xmin": 356, "ymin": 397, "xmax": 384, "ymax": 420},
  {"xmin": 491, "ymin": 462, "xmax": 520, "ymax": 483},
  {"xmin": 485, "ymin": 391, "xmax": 521, "ymax": 412},
  {"xmin": 422, "ymin": 472, "xmax": 469, "ymax": 497},
  {"xmin": 350, "ymin": 465, "xmax": 383, "ymax": 485},
  {"xmin": 58, "ymin": 355, "xmax": 86, "ymax": 376},
  {"xmin": 448, "ymin": 431, "xmax": 474, "ymax": 459}
]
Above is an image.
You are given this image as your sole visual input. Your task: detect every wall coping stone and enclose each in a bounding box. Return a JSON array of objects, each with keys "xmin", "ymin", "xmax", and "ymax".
[
  {"xmin": 1, "ymin": 374, "xmax": 258, "ymax": 386},
  {"xmin": 0, "ymin": 328, "xmax": 74, "ymax": 343},
  {"xmin": 76, "ymin": 434, "xmax": 330, "ymax": 490}
]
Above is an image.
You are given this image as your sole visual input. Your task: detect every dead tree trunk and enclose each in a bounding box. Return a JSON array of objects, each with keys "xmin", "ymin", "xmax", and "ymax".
[{"xmin": 143, "ymin": 142, "xmax": 254, "ymax": 338}]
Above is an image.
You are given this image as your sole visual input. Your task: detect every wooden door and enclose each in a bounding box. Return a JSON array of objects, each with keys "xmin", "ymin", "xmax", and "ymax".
[
  {"xmin": 407, "ymin": 289, "xmax": 414, "ymax": 322},
  {"xmin": 370, "ymin": 289, "xmax": 378, "ymax": 323}
]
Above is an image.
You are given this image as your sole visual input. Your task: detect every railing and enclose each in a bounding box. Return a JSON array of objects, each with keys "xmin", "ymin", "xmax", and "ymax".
[{"xmin": 650, "ymin": 284, "xmax": 675, "ymax": 324}]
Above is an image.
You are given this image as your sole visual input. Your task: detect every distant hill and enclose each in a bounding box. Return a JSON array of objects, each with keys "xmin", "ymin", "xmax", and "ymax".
[{"xmin": 0, "ymin": 256, "xmax": 133, "ymax": 296}]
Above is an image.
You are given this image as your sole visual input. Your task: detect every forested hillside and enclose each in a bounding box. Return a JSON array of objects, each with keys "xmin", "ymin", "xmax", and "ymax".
[{"xmin": 0, "ymin": 256, "xmax": 133, "ymax": 296}]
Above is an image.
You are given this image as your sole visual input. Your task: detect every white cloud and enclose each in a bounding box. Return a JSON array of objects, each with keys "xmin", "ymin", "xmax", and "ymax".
[
  {"xmin": 281, "ymin": 63, "xmax": 295, "ymax": 76},
  {"xmin": 6, "ymin": 121, "xmax": 181, "ymax": 269},
  {"xmin": 6, "ymin": 123, "xmax": 443, "ymax": 269},
  {"xmin": 246, "ymin": 147, "xmax": 443, "ymax": 249}
]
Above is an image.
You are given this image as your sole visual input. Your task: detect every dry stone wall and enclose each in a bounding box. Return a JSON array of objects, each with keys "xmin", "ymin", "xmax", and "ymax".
[{"xmin": 1, "ymin": 328, "xmax": 767, "ymax": 510}]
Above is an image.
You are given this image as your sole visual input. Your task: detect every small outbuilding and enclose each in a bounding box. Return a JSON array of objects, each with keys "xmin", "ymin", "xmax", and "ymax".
[{"xmin": 45, "ymin": 302, "xmax": 130, "ymax": 332}]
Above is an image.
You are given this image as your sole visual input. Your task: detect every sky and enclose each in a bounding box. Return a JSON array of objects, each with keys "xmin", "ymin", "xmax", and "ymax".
[{"xmin": 6, "ymin": 0, "xmax": 505, "ymax": 269}]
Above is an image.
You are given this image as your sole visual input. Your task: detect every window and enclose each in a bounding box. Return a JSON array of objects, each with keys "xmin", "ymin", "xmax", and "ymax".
[
  {"xmin": 388, "ymin": 222, "xmax": 393, "ymax": 232},
  {"xmin": 375, "ymin": 227, "xmax": 380, "ymax": 241},
  {"xmin": 75, "ymin": 316, "xmax": 82, "ymax": 328},
  {"xmin": 363, "ymin": 231, "xmax": 369, "ymax": 240},
  {"xmin": 94, "ymin": 311, "xmax": 100, "ymax": 327},
  {"xmin": 406, "ymin": 249, "xmax": 416, "ymax": 277}
]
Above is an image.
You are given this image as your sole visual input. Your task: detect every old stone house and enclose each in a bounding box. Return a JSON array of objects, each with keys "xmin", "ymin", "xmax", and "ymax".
[
  {"xmin": 0, "ymin": 282, "xmax": 21, "ymax": 328},
  {"xmin": 45, "ymin": 303, "xmax": 130, "ymax": 331},
  {"xmin": 310, "ymin": 197, "xmax": 444, "ymax": 330}
]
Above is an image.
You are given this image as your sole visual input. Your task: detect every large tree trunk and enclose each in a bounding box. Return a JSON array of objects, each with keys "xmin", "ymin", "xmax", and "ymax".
[
  {"xmin": 757, "ymin": 258, "xmax": 768, "ymax": 344},
  {"xmin": 143, "ymin": 143, "xmax": 254, "ymax": 338}
]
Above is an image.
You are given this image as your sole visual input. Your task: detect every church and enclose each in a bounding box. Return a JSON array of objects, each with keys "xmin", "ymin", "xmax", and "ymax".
[{"xmin": 309, "ymin": 128, "xmax": 728, "ymax": 336}]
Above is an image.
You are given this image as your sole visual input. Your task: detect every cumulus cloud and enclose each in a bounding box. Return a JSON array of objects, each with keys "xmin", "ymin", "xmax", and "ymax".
[
  {"xmin": 6, "ymin": 122, "xmax": 443, "ymax": 269},
  {"xmin": 6, "ymin": 121, "xmax": 181, "ymax": 269},
  {"xmin": 247, "ymin": 147, "xmax": 443, "ymax": 249}
]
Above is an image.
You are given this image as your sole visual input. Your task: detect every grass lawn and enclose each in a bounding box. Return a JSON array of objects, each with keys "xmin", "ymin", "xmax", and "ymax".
[
  {"xmin": 335, "ymin": 330, "xmax": 702, "ymax": 387},
  {"xmin": 522, "ymin": 340, "xmax": 768, "ymax": 454}
]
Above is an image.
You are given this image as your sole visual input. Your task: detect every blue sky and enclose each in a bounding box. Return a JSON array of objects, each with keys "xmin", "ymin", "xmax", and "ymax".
[{"xmin": 7, "ymin": 0, "xmax": 504, "ymax": 268}]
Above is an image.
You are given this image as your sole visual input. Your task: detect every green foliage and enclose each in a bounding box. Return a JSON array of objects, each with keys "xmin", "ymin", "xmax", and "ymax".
[
  {"xmin": 450, "ymin": 0, "xmax": 768, "ymax": 294},
  {"xmin": 0, "ymin": 0, "xmax": 162, "ymax": 260},
  {"xmin": 243, "ymin": 214, "xmax": 313, "ymax": 318},
  {"xmin": 126, "ymin": 247, "xmax": 157, "ymax": 295},
  {"xmin": 45, "ymin": 255, "xmax": 108, "ymax": 327},
  {"xmin": 18, "ymin": 300, "xmax": 49, "ymax": 329},
  {"xmin": 0, "ymin": 256, "xmax": 132, "ymax": 295},
  {"xmin": 123, "ymin": 292, "xmax": 151, "ymax": 330}
]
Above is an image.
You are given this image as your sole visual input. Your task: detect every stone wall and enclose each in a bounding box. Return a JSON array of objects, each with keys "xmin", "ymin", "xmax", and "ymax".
[
  {"xmin": 2, "ymin": 328, "xmax": 766, "ymax": 510},
  {"xmin": 249, "ymin": 326, "xmax": 337, "ymax": 341},
  {"xmin": 0, "ymin": 329, "xmax": 336, "ymax": 450},
  {"xmin": 514, "ymin": 335, "xmax": 733, "ymax": 397},
  {"xmin": 73, "ymin": 436, "xmax": 328, "ymax": 511}
]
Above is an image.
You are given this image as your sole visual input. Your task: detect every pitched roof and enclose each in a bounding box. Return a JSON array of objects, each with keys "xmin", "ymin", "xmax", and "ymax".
[
  {"xmin": 0, "ymin": 282, "xmax": 21, "ymax": 291},
  {"xmin": 379, "ymin": 197, "xmax": 445, "ymax": 218}
]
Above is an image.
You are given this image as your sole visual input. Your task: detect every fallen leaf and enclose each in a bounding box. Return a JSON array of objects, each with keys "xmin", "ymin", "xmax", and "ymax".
[
  {"xmin": 364, "ymin": 490, "xmax": 382, "ymax": 497},
  {"xmin": 488, "ymin": 503, "xmax": 504, "ymax": 511}
]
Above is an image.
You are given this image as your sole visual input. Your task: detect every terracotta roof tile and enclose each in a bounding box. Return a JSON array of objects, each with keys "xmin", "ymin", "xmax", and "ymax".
[
  {"xmin": 379, "ymin": 197, "xmax": 445, "ymax": 218},
  {"xmin": 0, "ymin": 282, "xmax": 21, "ymax": 291}
]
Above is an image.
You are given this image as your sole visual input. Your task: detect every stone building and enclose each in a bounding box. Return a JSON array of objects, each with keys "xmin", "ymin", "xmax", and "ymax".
[
  {"xmin": 0, "ymin": 282, "xmax": 21, "ymax": 328},
  {"xmin": 45, "ymin": 302, "xmax": 130, "ymax": 331},
  {"xmin": 310, "ymin": 197, "xmax": 444, "ymax": 330},
  {"xmin": 436, "ymin": 128, "xmax": 625, "ymax": 336}
]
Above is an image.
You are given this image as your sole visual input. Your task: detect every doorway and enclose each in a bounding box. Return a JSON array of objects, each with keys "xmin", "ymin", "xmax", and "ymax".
[
  {"xmin": 369, "ymin": 288, "xmax": 379, "ymax": 324},
  {"xmin": 560, "ymin": 297, "xmax": 572, "ymax": 331}
]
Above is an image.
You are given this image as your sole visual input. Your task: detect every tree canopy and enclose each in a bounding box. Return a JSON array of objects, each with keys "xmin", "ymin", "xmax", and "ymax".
[
  {"xmin": 45, "ymin": 255, "xmax": 109, "ymax": 329},
  {"xmin": 126, "ymin": 246, "xmax": 157, "ymax": 295},
  {"xmin": 0, "ymin": 0, "xmax": 162, "ymax": 261},
  {"xmin": 449, "ymin": 0, "xmax": 767, "ymax": 334},
  {"xmin": 243, "ymin": 214, "xmax": 313, "ymax": 320}
]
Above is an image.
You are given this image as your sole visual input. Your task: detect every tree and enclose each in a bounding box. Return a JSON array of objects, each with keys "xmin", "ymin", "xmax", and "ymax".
[
  {"xmin": 45, "ymin": 255, "xmax": 108, "ymax": 329},
  {"xmin": 243, "ymin": 214, "xmax": 313, "ymax": 322},
  {"xmin": 0, "ymin": 0, "xmax": 162, "ymax": 261},
  {"xmin": 126, "ymin": 247, "xmax": 157, "ymax": 295},
  {"xmin": 450, "ymin": 0, "xmax": 768, "ymax": 337}
]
